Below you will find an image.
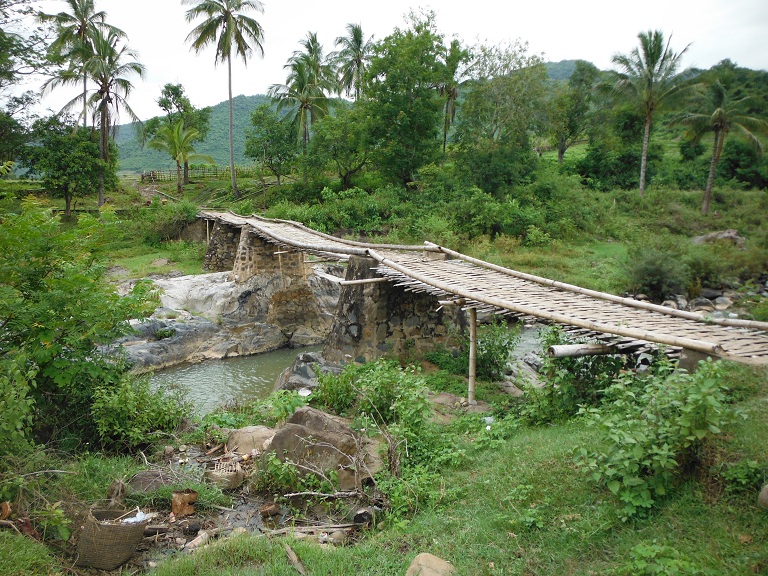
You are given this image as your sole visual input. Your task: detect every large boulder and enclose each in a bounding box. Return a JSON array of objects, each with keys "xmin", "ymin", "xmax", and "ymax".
[
  {"xmin": 405, "ymin": 553, "xmax": 457, "ymax": 576},
  {"xmin": 274, "ymin": 352, "xmax": 343, "ymax": 391},
  {"xmin": 227, "ymin": 425, "xmax": 275, "ymax": 455},
  {"xmin": 117, "ymin": 266, "xmax": 342, "ymax": 372},
  {"xmin": 267, "ymin": 407, "xmax": 382, "ymax": 490}
]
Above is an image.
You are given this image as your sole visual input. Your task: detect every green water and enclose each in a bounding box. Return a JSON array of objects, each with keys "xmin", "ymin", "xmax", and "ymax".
[{"xmin": 150, "ymin": 346, "xmax": 321, "ymax": 415}]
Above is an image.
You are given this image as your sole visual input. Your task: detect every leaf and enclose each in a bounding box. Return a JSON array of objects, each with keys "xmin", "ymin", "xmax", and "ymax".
[{"xmin": 607, "ymin": 480, "xmax": 621, "ymax": 494}]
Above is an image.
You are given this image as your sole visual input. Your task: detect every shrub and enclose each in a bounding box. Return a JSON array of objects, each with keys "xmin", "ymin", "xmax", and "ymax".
[
  {"xmin": 138, "ymin": 199, "xmax": 199, "ymax": 245},
  {"xmin": 616, "ymin": 541, "xmax": 706, "ymax": 576},
  {"xmin": 91, "ymin": 375, "xmax": 189, "ymax": 450},
  {"xmin": 576, "ymin": 359, "xmax": 735, "ymax": 520},
  {"xmin": 624, "ymin": 244, "xmax": 692, "ymax": 301}
]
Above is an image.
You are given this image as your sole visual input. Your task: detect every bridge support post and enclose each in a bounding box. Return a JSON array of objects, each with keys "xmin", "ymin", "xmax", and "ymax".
[
  {"xmin": 324, "ymin": 256, "xmax": 464, "ymax": 365},
  {"xmin": 468, "ymin": 307, "xmax": 477, "ymax": 405}
]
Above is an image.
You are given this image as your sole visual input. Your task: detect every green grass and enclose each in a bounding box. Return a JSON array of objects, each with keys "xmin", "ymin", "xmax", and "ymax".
[{"xmin": 106, "ymin": 240, "xmax": 208, "ymax": 278}]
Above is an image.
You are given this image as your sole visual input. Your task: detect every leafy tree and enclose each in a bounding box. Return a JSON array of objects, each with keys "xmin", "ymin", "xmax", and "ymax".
[
  {"xmin": 362, "ymin": 11, "xmax": 444, "ymax": 186},
  {"xmin": 310, "ymin": 105, "xmax": 368, "ymax": 190},
  {"xmin": 37, "ymin": 0, "xmax": 125, "ymax": 127},
  {"xmin": 23, "ymin": 115, "xmax": 113, "ymax": 216},
  {"xmin": 611, "ymin": 30, "xmax": 695, "ymax": 194},
  {"xmin": 147, "ymin": 119, "xmax": 215, "ymax": 195},
  {"xmin": 672, "ymin": 80, "xmax": 768, "ymax": 213},
  {"xmin": 332, "ymin": 23, "xmax": 373, "ymax": 101},
  {"xmin": 0, "ymin": 199, "xmax": 155, "ymax": 448},
  {"xmin": 453, "ymin": 40, "xmax": 547, "ymax": 195},
  {"xmin": 0, "ymin": 0, "xmax": 50, "ymax": 99},
  {"xmin": 548, "ymin": 60, "xmax": 599, "ymax": 164},
  {"xmin": 142, "ymin": 83, "xmax": 212, "ymax": 183},
  {"xmin": 244, "ymin": 103, "xmax": 297, "ymax": 187},
  {"xmin": 184, "ymin": 0, "xmax": 265, "ymax": 198}
]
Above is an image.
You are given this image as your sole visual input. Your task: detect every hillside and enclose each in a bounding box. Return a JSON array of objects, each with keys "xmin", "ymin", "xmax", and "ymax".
[{"xmin": 115, "ymin": 94, "xmax": 270, "ymax": 173}]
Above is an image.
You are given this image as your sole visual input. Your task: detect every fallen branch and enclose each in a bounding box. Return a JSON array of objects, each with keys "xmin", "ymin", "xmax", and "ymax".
[
  {"xmin": 0, "ymin": 520, "xmax": 21, "ymax": 534},
  {"xmin": 283, "ymin": 490, "xmax": 363, "ymax": 500},
  {"xmin": 262, "ymin": 523, "xmax": 355, "ymax": 536},
  {"xmin": 285, "ymin": 544, "xmax": 307, "ymax": 575}
]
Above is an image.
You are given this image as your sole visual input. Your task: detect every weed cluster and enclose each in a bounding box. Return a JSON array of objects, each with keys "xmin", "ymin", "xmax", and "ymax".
[{"xmin": 576, "ymin": 359, "xmax": 736, "ymax": 520}]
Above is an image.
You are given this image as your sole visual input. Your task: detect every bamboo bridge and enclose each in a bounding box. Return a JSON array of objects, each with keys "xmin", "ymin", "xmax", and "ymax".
[{"xmin": 198, "ymin": 211, "xmax": 768, "ymax": 385}]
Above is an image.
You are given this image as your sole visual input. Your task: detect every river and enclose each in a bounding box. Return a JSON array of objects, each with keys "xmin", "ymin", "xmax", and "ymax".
[{"xmin": 150, "ymin": 346, "xmax": 322, "ymax": 415}]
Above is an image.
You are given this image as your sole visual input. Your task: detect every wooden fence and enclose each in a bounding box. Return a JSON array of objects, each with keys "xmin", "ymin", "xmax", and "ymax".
[{"xmin": 140, "ymin": 166, "xmax": 262, "ymax": 183}]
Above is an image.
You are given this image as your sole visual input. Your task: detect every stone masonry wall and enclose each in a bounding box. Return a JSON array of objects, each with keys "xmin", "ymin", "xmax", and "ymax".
[
  {"xmin": 230, "ymin": 231, "xmax": 306, "ymax": 284},
  {"xmin": 323, "ymin": 256, "xmax": 465, "ymax": 364},
  {"xmin": 203, "ymin": 222, "xmax": 241, "ymax": 272}
]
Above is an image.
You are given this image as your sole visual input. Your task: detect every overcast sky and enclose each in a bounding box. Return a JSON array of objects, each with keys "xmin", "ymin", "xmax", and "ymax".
[{"xmin": 30, "ymin": 0, "xmax": 768, "ymax": 121}]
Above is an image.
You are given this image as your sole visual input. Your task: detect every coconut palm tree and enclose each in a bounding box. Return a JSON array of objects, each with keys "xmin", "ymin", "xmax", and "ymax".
[
  {"xmin": 183, "ymin": 0, "xmax": 265, "ymax": 198},
  {"xmin": 37, "ymin": 0, "xmax": 125, "ymax": 127},
  {"xmin": 148, "ymin": 119, "xmax": 215, "ymax": 195},
  {"xmin": 332, "ymin": 23, "xmax": 373, "ymax": 100},
  {"xmin": 269, "ymin": 33, "xmax": 335, "ymax": 152},
  {"xmin": 673, "ymin": 80, "xmax": 768, "ymax": 214},
  {"xmin": 612, "ymin": 30, "xmax": 694, "ymax": 194}
]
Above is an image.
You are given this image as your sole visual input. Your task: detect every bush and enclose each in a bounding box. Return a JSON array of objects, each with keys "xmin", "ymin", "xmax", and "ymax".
[
  {"xmin": 138, "ymin": 199, "xmax": 199, "ymax": 245},
  {"xmin": 615, "ymin": 542, "xmax": 706, "ymax": 576},
  {"xmin": 624, "ymin": 243, "xmax": 692, "ymax": 301},
  {"xmin": 576, "ymin": 359, "xmax": 735, "ymax": 520},
  {"xmin": 91, "ymin": 376, "xmax": 189, "ymax": 450}
]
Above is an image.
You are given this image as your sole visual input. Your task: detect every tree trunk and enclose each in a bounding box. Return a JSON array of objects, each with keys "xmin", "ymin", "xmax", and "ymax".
[
  {"xmin": 702, "ymin": 128, "xmax": 726, "ymax": 215},
  {"xmin": 639, "ymin": 112, "xmax": 652, "ymax": 195},
  {"xmin": 227, "ymin": 56, "xmax": 239, "ymax": 198},
  {"xmin": 183, "ymin": 161, "xmax": 190, "ymax": 185},
  {"xmin": 557, "ymin": 143, "xmax": 566, "ymax": 165},
  {"xmin": 176, "ymin": 161, "xmax": 183, "ymax": 196},
  {"xmin": 82, "ymin": 74, "xmax": 88, "ymax": 129},
  {"xmin": 98, "ymin": 105, "xmax": 108, "ymax": 207}
]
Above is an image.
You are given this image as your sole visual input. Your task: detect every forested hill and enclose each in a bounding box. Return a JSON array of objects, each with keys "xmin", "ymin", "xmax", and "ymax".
[
  {"xmin": 114, "ymin": 94, "xmax": 269, "ymax": 172},
  {"xmin": 115, "ymin": 65, "xmax": 581, "ymax": 173}
]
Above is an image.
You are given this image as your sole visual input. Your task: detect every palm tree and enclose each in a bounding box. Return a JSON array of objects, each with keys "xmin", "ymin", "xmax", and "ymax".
[
  {"xmin": 612, "ymin": 30, "xmax": 693, "ymax": 194},
  {"xmin": 332, "ymin": 23, "xmax": 372, "ymax": 100},
  {"xmin": 148, "ymin": 119, "xmax": 215, "ymax": 195},
  {"xmin": 269, "ymin": 33, "xmax": 335, "ymax": 153},
  {"xmin": 183, "ymin": 0, "xmax": 265, "ymax": 198},
  {"xmin": 673, "ymin": 80, "xmax": 768, "ymax": 214},
  {"xmin": 38, "ymin": 0, "xmax": 125, "ymax": 127}
]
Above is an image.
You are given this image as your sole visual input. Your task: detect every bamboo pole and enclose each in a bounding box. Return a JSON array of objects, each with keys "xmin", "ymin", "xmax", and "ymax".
[
  {"xmin": 548, "ymin": 344, "xmax": 619, "ymax": 358},
  {"xmin": 468, "ymin": 307, "xmax": 477, "ymax": 405}
]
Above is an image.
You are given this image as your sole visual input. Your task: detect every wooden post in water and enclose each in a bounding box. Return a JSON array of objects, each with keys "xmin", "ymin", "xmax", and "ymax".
[{"xmin": 468, "ymin": 307, "xmax": 477, "ymax": 405}]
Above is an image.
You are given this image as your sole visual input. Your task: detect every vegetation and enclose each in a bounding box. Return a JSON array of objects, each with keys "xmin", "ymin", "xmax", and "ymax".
[{"xmin": 1, "ymin": 5, "xmax": 768, "ymax": 575}]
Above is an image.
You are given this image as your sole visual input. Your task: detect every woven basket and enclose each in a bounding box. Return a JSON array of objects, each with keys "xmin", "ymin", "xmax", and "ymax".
[
  {"xmin": 75, "ymin": 510, "xmax": 148, "ymax": 570},
  {"xmin": 204, "ymin": 460, "xmax": 245, "ymax": 490}
]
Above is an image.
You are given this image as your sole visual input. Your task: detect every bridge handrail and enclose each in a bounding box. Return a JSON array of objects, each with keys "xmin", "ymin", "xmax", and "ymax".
[
  {"xmin": 425, "ymin": 242, "xmax": 768, "ymax": 332},
  {"xmin": 199, "ymin": 211, "xmax": 441, "ymax": 253}
]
